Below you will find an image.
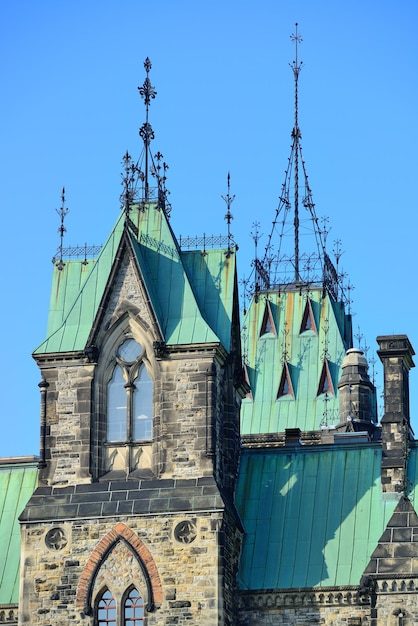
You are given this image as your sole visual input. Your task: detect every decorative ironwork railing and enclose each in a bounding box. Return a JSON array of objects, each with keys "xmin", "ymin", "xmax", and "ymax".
[{"xmin": 178, "ymin": 234, "xmax": 230, "ymax": 250}]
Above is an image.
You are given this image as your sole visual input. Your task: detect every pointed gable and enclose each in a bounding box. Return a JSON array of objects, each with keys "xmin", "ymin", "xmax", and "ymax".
[{"xmin": 34, "ymin": 203, "xmax": 238, "ymax": 355}]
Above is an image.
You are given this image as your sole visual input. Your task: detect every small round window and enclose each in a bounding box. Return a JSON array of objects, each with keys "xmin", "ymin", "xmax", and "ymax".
[{"xmin": 118, "ymin": 339, "xmax": 143, "ymax": 362}]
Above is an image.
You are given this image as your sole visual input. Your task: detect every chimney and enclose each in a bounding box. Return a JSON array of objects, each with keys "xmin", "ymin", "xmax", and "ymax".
[
  {"xmin": 377, "ymin": 335, "xmax": 415, "ymax": 493},
  {"xmin": 285, "ymin": 428, "xmax": 302, "ymax": 446},
  {"xmin": 338, "ymin": 348, "xmax": 376, "ymax": 426}
]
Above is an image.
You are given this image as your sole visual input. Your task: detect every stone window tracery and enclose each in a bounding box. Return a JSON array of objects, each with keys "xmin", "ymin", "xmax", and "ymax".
[
  {"xmin": 124, "ymin": 587, "xmax": 145, "ymax": 624},
  {"xmin": 97, "ymin": 589, "xmax": 116, "ymax": 625},
  {"xmin": 96, "ymin": 586, "xmax": 144, "ymax": 626},
  {"xmin": 107, "ymin": 338, "xmax": 153, "ymax": 443}
]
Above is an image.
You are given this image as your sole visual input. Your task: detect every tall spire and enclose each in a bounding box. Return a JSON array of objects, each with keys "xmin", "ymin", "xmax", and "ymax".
[
  {"xmin": 248, "ymin": 25, "xmax": 350, "ymax": 306},
  {"xmin": 290, "ymin": 23, "xmax": 303, "ymax": 281}
]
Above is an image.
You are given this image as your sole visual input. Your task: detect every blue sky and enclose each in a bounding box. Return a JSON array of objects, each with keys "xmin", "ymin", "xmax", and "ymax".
[{"xmin": 1, "ymin": 1, "xmax": 418, "ymax": 455}]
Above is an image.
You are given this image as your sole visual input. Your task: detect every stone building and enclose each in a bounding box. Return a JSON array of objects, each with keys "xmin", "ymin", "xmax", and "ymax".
[{"xmin": 1, "ymin": 44, "xmax": 418, "ymax": 626}]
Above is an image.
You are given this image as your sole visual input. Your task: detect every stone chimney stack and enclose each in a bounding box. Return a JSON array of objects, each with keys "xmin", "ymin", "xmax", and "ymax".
[
  {"xmin": 338, "ymin": 348, "xmax": 376, "ymax": 426},
  {"xmin": 377, "ymin": 335, "xmax": 415, "ymax": 493}
]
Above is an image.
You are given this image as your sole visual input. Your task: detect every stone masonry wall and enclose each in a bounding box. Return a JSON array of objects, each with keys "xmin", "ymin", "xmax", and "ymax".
[
  {"xmin": 157, "ymin": 353, "xmax": 238, "ymax": 487},
  {"xmin": 20, "ymin": 510, "xmax": 229, "ymax": 626},
  {"xmin": 238, "ymin": 590, "xmax": 371, "ymax": 625},
  {"xmin": 37, "ymin": 360, "xmax": 94, "ymax": 487}
]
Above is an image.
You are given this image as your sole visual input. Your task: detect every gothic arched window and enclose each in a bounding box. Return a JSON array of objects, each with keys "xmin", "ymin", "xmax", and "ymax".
[
  {"xmin": 124, "ymin": 587, "xmax": 145, "ymax": 624},
  {"xmin": 97, "ymin": 589, "xmax": 116, "ymax": 625},
  {"xmin": 96, "ymin": 587, "xmax": 145, "ymax": 626},
  {"xmin": 107, "ymin": 339, "xmax": 153, "ymax": 443}
]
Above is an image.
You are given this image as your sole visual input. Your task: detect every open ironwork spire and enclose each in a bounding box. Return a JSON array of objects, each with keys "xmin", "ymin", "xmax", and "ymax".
[
  {"xmin": 250, "ymin": 25, "xmax": 350, "ymax": 306},
  {"xmin": 290, "ymin": 23, "xmax": 303, "ymax": 281}
]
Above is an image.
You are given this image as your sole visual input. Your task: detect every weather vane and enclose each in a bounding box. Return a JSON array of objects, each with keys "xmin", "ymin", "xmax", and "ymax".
[{"xmin": 290, "ymin": 22, "xmax": 303, "ymax": 79}]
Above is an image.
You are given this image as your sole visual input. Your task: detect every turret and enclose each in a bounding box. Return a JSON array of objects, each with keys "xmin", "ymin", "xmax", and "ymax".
[{"xmin": 337, "ymin": 348, "xmax": 377, "ymax": 430}]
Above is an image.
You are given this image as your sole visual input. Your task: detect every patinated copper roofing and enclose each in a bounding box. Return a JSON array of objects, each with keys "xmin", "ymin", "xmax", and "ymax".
[
  {"xmin": 0, "ymin": 459, "xmax": 38, "ymax": 604},
  {"xmin": 236, "ymin": 444, "xmax": 398, "ymax": 589},
  {"xmin": 34, "ymin": 203, "xmax": 237, "ymax": 355},
  {"xmin": 241, "ymin": 286, "xmax": 352, "ymax": 434}
]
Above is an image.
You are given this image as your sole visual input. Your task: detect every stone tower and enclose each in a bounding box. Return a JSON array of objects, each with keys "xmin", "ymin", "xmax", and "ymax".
[{"xmin": 19, "ymin": 60, "xmax": 245, "ymax": 626}]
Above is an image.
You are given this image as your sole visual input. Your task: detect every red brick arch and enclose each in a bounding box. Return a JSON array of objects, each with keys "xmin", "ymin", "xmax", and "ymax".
[{"xmin": 76, "ymin": 522, "xmax": 162, "ymax": 614}]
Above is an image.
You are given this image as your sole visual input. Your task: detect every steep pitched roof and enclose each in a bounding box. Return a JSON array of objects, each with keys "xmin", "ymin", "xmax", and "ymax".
[
  {"xmin": 0, "ymin": 459, "xmax": 38, "ymax": 605},
  {"xmin": 34, "ymin": 204, "xmax": 237, "ymax": 354},
  {"xmin": 236, "ymin": 444, "xmax": 398, "ymax": 589},
  {"xmin": 241, "ymin": 288, "xmax": 352, "ymax": 434}
]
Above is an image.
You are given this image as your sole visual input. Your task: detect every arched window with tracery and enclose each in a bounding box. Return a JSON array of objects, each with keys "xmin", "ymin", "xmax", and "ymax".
[
  {"xmin": 124, "ymin": 587, "xmax": 145, "ymax": 624},
  {"xmin": 97, "ymin": 589, "xmax": 116, "ymax": 625},
  {"xmin": 106, "ymin": 338, "xmax": 153, "ymax": 443},
  {"xmin": 95, "ymin": 586, "xmax": 145, "ymax": 626}
]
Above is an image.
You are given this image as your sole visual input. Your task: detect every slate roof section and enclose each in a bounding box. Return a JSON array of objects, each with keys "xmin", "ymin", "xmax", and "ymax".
[
  {"xmin": 0, "ymin": 459, "xmax": 38, "ymax": 605},
  {"xmin": 364, "ymin": 495, "xmax": 418, "ymax": 578},
  {"xmin": 235, "ymin": 444, "xmax": 399, "ymax": 589},
  {"xmin": 19, "ymin": 477, "xmax": 226, "ymax": 522},
  {"xmin": 34, "ymin": 204, "xmax": 236, "ymax": 354},
  {"xmin": 240, "ymin": 287, "xmax": 352, "ymax": 434}
]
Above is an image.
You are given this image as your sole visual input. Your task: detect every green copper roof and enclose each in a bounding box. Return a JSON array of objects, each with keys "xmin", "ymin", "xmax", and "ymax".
[
  {"xmin": 181, "ymin": 248, "xmax": 237, "ymax": 351},
  {"xmin": 34, "ymin": 211, "xmax": 125, "ymax": 354},
  {"xmin": 241, "ymin": 288, "xmax": 352, "ymax": 434},
  {"xmin": 0, "ymin": 460, "xmax": 38, "ymax": 604},
  {"xmin": 236, "ymin": 445, "xmax": 398, "ymax": 590},
  {"xmin": 406, "ymin": 442, "xmax": 418, "ymax": 506},
  {"xmin": 34, "ymin": 205, "xmax": 237, "ymax": 354}
]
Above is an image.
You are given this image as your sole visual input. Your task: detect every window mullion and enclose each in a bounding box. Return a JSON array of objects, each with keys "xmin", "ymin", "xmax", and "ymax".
[{"xmin": 125, "ymin": 377, "xmax": 135, "ymax": 442}]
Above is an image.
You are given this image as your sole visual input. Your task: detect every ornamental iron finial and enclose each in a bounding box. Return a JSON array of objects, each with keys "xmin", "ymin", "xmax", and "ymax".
[
  {"xmin": 55, "ymin": 187, "xmax": 68, "ymax": 271},
  {"xmin": 124, "ymin": 57, "xmax": 172, "ymax": 217},
  {"xmin": 221, "ymin": 172, "xmax": 236, "ymax": 257},
  {"xmin": 138, "ymin": 57, "xmax": 157, "ymax": 200}
]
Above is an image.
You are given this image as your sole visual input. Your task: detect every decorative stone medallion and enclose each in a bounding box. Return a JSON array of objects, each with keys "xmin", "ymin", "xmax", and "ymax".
[
  {"xmin": 45, "ymin": 527, "xmax": 68, "ymax": 551},
  {"xmin": 173, "ymin": 520, "xmax": 197, "ymax": 544}
]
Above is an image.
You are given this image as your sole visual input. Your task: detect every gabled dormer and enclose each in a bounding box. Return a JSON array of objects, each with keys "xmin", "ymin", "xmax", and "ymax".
[{"xmin": 259, "ymin": 300, "xmax": 277, "ymax": 337}]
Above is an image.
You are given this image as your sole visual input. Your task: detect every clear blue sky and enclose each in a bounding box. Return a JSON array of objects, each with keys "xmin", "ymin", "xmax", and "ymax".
[{"xmin": 1, "ymin": 0, "xmax": 418, "ymax": 456}]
